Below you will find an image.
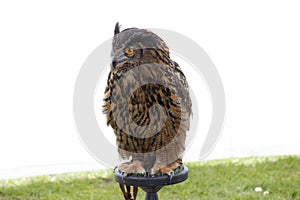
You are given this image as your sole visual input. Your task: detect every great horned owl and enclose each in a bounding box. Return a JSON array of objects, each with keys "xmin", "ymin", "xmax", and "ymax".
[{"xmin": 103, "ymin": 23, "xmax": 191, "ymax": 198}]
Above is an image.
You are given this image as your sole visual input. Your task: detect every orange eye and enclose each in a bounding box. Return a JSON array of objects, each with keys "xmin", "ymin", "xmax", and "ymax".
[{"xmin": 125, "ymin": 47, "xmax": 135, "ymax": 56}]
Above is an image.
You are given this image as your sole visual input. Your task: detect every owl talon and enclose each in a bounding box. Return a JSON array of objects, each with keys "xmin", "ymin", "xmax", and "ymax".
[
  {"xmin": 168, "ymin": 170, "xmax": 174, "ymax": 181},
  {"xmin": 141, "ymin": 169, "xmax": 146, "ymax": 176},
  {"xmin": 150, "ymin": 168, "xmax": 157, "ymax": 177},
  {"xmin": 121, "ymin": 171, "xmax": 127, "ymax": 177},
  {"xmin": 168, "ymin": 170, "xmax": 174, "ymax": 176}
]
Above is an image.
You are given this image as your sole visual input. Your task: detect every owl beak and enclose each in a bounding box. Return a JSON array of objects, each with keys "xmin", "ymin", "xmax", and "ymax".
[{"xmin": 112, "ymin": 52, "xmax": 127, "ymax": 68}]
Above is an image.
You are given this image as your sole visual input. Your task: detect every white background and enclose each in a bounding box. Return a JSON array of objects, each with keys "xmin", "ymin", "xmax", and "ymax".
[{"xmin": 0, "ymin": 0, "xmax": 299, "ymax": 179}]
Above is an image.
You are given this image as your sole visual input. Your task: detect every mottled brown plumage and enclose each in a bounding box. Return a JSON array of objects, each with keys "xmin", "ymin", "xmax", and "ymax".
[{"xmin": 103, "ymin": 23, "xmax": 192, "ymax": 179}]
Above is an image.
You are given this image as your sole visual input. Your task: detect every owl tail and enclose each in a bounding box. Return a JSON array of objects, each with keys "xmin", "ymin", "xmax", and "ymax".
[{"xmin": 119, "ymin": 184, "xmax": 138, "ymax": 200}]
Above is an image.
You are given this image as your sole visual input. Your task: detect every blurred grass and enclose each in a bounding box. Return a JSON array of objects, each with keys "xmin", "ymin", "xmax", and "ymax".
[{"xmin": 0, "ymin": 155, "xmax": 299, "ymax": 200}]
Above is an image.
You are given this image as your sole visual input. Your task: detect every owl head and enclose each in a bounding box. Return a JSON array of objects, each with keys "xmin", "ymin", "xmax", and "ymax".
[{"xmin": 111, "ymin": 22, "xmax": 170, "ymax": 69}]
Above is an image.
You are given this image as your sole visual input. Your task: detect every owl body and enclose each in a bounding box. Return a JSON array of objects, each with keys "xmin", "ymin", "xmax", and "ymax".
[{"xmin": 103, "ymin": 24, "xmax": 191, "ymax": 175}]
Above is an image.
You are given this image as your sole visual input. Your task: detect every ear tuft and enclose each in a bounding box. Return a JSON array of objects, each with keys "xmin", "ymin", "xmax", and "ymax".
[{"xmin": 114, "ymin": 22, "xmax": 120, "ymax": 35}]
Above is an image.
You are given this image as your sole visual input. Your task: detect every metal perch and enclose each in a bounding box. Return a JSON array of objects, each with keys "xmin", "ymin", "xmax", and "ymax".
[{"xmin": 114, "ymin": 166, "xmax": 188, "ymax": 200}]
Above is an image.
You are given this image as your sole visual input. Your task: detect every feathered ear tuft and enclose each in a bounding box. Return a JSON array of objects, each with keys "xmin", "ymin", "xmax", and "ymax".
[{"xmin": 114, "ymin": 22, "xmax": 120, "ymax": 35}]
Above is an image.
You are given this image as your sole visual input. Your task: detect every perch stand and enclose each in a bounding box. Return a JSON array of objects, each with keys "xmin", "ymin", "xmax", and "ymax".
[{"xmin": 114, "ymin": 166, "xmax": 188, "ymax": 200}]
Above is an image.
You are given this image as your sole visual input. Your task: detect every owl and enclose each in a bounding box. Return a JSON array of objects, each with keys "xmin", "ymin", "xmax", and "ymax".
[{"xmin": 103, "ymin": 23, "xmax": 192, "ymax": 199}]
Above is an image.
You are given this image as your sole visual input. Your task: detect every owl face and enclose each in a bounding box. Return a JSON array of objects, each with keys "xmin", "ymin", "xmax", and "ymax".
[{"xmin": 111, "ymin": 23, "xmax": 170, "ymax": 69}]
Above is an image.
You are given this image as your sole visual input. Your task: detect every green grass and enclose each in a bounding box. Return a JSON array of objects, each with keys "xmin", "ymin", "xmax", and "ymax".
[{"xmin": 0, "ymin": 156, "xmax": 299, "ymax": 200}]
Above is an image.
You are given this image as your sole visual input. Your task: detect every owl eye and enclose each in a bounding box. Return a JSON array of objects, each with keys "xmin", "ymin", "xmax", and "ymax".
[{"xmin": 124, "ymin": 47, "xmax": 135, "ymax": 57}]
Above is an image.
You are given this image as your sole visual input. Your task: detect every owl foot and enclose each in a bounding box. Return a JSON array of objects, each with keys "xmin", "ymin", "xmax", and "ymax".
[
  {"xmin": 151, "ymin": 161, "xmax": 180, "ymax": 179},
  {"xmin": 118, "ymin": 160, "xmax": 145, "ymax": 177}
]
